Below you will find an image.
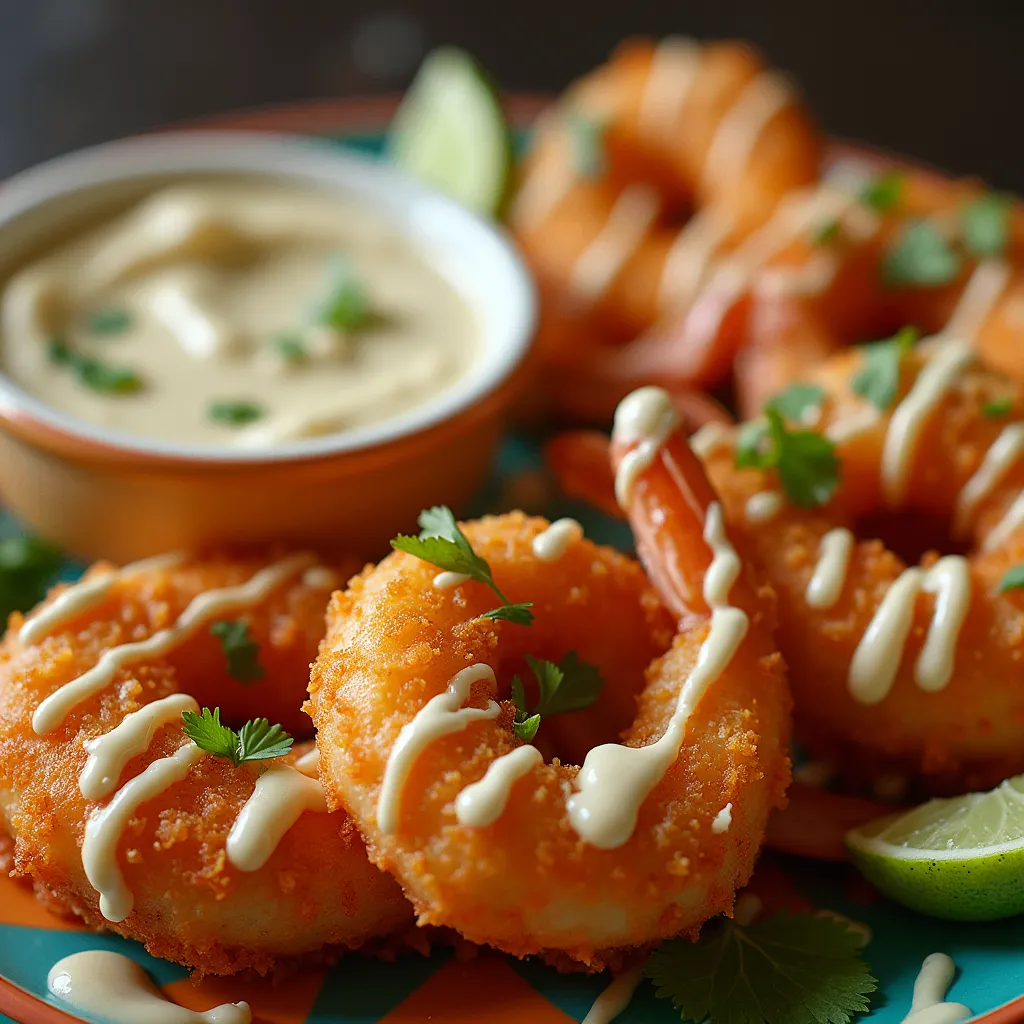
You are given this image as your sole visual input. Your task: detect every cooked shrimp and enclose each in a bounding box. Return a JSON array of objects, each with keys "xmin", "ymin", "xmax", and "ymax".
[
  {"xmin": 0, "ymin": 553, "xmax": 412, "ymax": 975},
  {"xmin": 309, "ymin": 390, "xmax": 790, "ymax": 967}
]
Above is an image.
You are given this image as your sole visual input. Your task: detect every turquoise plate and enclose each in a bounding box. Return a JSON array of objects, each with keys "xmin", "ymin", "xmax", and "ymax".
[{"xmin": 0, "ymin": 100, "xmax": 1021, "ymax": 1024}]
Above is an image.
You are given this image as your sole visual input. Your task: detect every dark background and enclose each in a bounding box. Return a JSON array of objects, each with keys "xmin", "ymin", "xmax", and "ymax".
[{"xmin": 0, "ymin": 0, "xmax": 1018, "ymax": 187}]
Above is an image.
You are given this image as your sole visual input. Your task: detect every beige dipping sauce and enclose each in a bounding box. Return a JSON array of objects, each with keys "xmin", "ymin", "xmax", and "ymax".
[{"xmin": 0, "ymin": 179, "xmax": 479, "ymax": 447}]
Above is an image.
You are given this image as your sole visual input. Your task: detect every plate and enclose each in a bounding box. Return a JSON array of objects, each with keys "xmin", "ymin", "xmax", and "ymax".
[{"xmin": 0, "ymin": 100, "xmax": 1022, "ymax": 1024}]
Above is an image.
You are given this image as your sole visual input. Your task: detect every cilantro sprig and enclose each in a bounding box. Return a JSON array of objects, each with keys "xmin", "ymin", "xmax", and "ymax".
[
  {"xmin": 983, "ymin": 396, "xmax": 1013, "ymax": 419},
  {"xmin": 210, "ymin": 619, "xmax": 265, "ymax": 683},
  {"xmin": 882, "ymin": 221, "xmax": 962, "ymax": 288},
  {"xmin": 859, "ymin": 170, "xmax": 905, "ymax": 213},
  {"xmin": 47, "ymin": 338, "xmax": 143, "ymax": 395},
  {"xmin": 999, "ymin": 564, "xmax": 1024, "ymax": 593},
  {"xmin": 736, "ymin": 407, "xmax": 839, "ymax": 509},
  {"xmin": 961, "ymin": 192, "xmax": 1012, "ymax": 259},
  {"xmin": 811, "ymin": 219, "xmax": 841, "ymax": 247},
  {"xmin": 851, "ymin": 325, "xmax": 920, "ymax": 410},
  {"xmin": 766, "ymin": 383, "xmax": 826, "ymax": 424},
  {"xmin": 392, "ymin": 507, "xmax": 534, "ymax": 625},
  {"xmin": 646, "ymin": 911, "xmax": 877, "ymax": 1024},
  {"xmin": 511, "ymin": 652, "xmax": 604, "ymax": 741},
  {"xmin": 181, "ymin": 707, "xmax": 293, "ymax": 767},
  {"xmin": 565, "ymin": 112, "xmax": 606, "ymax": 179}
]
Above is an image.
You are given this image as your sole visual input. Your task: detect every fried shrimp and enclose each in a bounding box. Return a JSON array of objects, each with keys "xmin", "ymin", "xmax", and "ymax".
[
  {"xmin": 0, "ymin": 553, "xmax": 412, "ymax": 976},
  {"xmin": 510, "ymin": 36, "xmax": 821, "ymax": 421},
  {"xmin": 309, "ymin": 391, "xmax": 790, "ymax": 967}
]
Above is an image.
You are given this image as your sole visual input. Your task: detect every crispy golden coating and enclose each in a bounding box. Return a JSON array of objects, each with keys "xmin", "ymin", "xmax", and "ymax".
[{"xmin": 0, "ymin": 554, "xmax": 412, "ymax": 976}]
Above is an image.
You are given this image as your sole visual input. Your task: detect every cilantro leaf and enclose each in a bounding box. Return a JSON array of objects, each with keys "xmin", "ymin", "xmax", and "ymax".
[
  {"xmin": 47, "ymin": 338, "xmax": 143, "ymax": 394},
  {"xmin": 735, "ymin": 409, "xmax": 839, "ymax": 508},
  {"xmin": 646, "ymin": 911, "xmax": 877, "ymax": 1024},
  {"xmin": 766, "ymin": 383, "xmax": 826, "ymax": 424},
  {"xmin": 565, "ymin": 112, "xmax": 606, "ymax": 178},
  {"xmin": 0, "ymin": 535, "xmax": 62, "ymax": 623},
  {"xmin": 811, "ymin": 219, "xmax": 841, "ymax": 246},
  {"xmin": 510, "ymin": 652, "xmax": 604, "ymax": 741},
  {"xmin": 274, "ymin": 334, "xmax": 308, "ymax": 365},
  {"xmin": 392, "ymin": 506, "xmax": 534, "ymax": 625},
  {"xmin": 318, "ymin": 260, "xmax": 371, "ymax": 331},
  {"xmin": 85, "ymin": 306, "xmax": 132, "ymax": 336},
  {"xmin": 181, "ymin": 707, "xmax": 293, "ymax": 766},
  {"xmin": 851, "ymin": 325, "xmax": 919, "ymax": 410},
  {"xmin": 961, "ymin": 193, "xmax": 1012, "ymax": 259},
  {"xmin": 210, "ymin": 619, "xmax": 265, "ymax": 683},
  {"xmin": 882, "ymin": 220, "xmax": 962, "ymax": 288},
  {"xmin": 859, "ymin": 170, "xmax": 905, "ymax": 212},
  {"xmin": 998, "ymin": 564, "xmax": 1024, "ymax": 593},
  {"xmin": 983, "ymin": 396, "xmax": 1012, "ymax": 418},
  {"xmin": 208, "ymin": 400, "xmax": 263, "ymax": 426}
]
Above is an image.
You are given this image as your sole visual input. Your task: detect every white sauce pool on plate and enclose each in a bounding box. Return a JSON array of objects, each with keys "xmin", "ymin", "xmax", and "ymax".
[
  {"xmin": 0, "ymin": 180, "xmax": 479, "ymax": 448},
  {"xmin": 902, "ymin": 953, "xmax": 972, "ymax": 1024}
]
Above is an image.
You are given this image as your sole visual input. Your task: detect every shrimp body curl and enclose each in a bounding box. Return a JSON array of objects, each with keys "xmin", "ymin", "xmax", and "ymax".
[
  {"xmin": 0, "ymin": 555, "xmax": 412, "ymax": 976},
  {"xmin": 309, "ymin": 406, "xmax": 791, "ymax": 968}
]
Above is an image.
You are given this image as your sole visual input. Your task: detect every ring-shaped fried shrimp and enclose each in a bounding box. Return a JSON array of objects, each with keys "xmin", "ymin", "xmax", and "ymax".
[
  {"xmin": 0, "ymin": 553, "xmax": 412, "ymax": 976},
  {"xmin": 309, "ymin": 396, "xmax": 790, "ymax": 967}
]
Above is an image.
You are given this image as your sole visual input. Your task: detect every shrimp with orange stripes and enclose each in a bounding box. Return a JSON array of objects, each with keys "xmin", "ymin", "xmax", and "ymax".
[
  {"xmin": 510, "ymin": 37, "xmax": 822, "ymax": 421},
  {"xmin": 308, "ymin": 390, "xmax": 790, "ymax": 967}
]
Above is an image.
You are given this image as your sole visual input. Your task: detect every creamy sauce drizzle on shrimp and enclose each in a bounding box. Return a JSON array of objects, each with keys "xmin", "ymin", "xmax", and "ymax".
[
  {"xmin": 639, "ymin": 37, "xmax": 701, "ymax": 133},
  {"xmin": 901, "ymin": 954, "xmax": 971, "ymax": 1024},
  {"xmin": 848, "ymin": 556, "xmax": 971, "ymax": 705},
  {"xmin": 745, "ymin": 491, "xmax": 783, "ymax": 523},
  {"xmin": 659, "ymin": 208, "xmax": 733, "ymax": 310},
  {"xmin": 805, "ymin": 528, "xmax": 855, "ymax": 609},
  {"xmin": 532, "ymin": 518, "xmax": 583, "ymax": 561},
  {"xmin": 582, "ymin": 965, "xmax": 646, "ymax": 1024},
  {"xmin": 19, "ymin": 552, "xmax": 185, "ymax": 646},
  {"xmin": 985, "ymin": 490, "xmax": 1024, "ymax": 551},
  {"xmin": 567, "ymin": 486, "xmax": 748, "ymax": 847},
  {"xmin": 83, "ymin": 742, "xmax": 207, "ymax": 922},
  {"xmin": 613, "ymin": 386, "xmax": 682, "ymax": 507},
  {"xmin": 48, "ymin": 950, "xmax": 251, "ymax": 1024},
  {"xmin": 689, "ymin": 421, "xmax": 732, "ymax": 460},
  {"xmin": 378, "ymin": 663, "xmax": 500, "ymax": 834},
  {"xmin": 455, "ymin": 744, "xmax": 544, "ymax": 828},
  {"xmin": 32, "ymin": 552, "xmax": 314, "ymax": 734},
  {"xmin": 954, "ymin": 423, "xmax": 1024, "ymax": 536}
]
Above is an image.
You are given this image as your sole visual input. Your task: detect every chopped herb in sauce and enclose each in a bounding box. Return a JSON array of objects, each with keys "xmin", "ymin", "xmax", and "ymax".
[
  {"xmin": 274, "ymin": 334, "xmax": 308, "ymax": 365},
  {"xmin": 208, "ymin": 400, "xmax": 264, "ymax": 426},
  {"xmin": 84, "ymin": 306, "xmax": 132, "ymax": 336},
  {"xmin": 47, "ymin": 338, "xmax": 143, "ymax": 394},
  {"xmin": 317, "ymin": 260, "xmax": 371, "ymax": 331}
]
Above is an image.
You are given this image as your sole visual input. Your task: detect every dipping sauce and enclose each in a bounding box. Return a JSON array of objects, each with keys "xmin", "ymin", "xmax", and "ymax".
[{"xmin": 0, "ymin": 179, "xmax": 479, "ymax": 447}]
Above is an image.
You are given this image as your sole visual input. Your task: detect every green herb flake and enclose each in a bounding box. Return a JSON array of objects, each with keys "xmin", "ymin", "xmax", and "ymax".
[
  {"xmin": 318, "ymin": 261, "xmax": 371, "ymax": 331},
  {"xmin": 882, "ymin": 220, "xmax": 962, "ymax": 288},
  {"xmin": 181, "ymin": 707, "xmax": 293, "ymax": 767},
  {"xmin": 85, "ymin": 306, "xmax": 132, "ymax": 336},
  {"xmin": 0, "ymin": 534, "xmax": 62, "ymax": 623},
  {"xmin": 274, "ymin": 334, "xmax": 308, "ymax": 365},
  {"xmin": 766, "ymin": 383, "xmax": 826, "ymax": 424},
  {"xmin": 391, "ymin": 506, "xmax": 534, "ymax": 625},
  {"xmin": 982, "ymin": 396, "xmax": 1013, "ymax": 419},
  {"xmin": 47, "ymin": 338, "xmax": 143, "ymax": 394},
  {"xmin": 510, "ymin": 652, "xmax": 604, "ymax": 741},
  {"xmin": 961, "ymin": 192, "xmax": 1013, "ymax": 259},
  {"xmin": 998, "ymin": 564, "xmax": 1024, "ymax": 593},
  {"xmin": 851, "ymin": 325, "xmax": 920, "ymax": 410},
  {"xmin": 811, "ymin": 219, "xmax": 841, "ymax": 246},
  {"xmin": 646, "ymin": 910, "xmax": 877, "ymax": 1024},
  {"xmin": 859, "ymin": 170, "xmax": 906, "ymax": 213},
  {"xmin": 208, "ymin": 400, "xmax": 264, "ymax": 426},
  {"xmin": 210, "ymin": 619, "xmax": 265, "ymax": 683},
  {"xmin": 565, "ymin": 111, "xmax": 606, "ymax": 179}
]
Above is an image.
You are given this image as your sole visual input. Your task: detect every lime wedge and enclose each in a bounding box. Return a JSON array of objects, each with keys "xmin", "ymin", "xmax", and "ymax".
[
  {"xmin": 845, "ymin": 774, "xmax": 1024, "ymax": 920},
  {"xmin": 388, "ymin": 47, "xmax": 512, "ymax": 217}
]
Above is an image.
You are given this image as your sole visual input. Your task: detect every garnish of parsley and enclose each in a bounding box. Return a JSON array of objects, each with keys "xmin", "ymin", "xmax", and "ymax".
[
  {"xmin": 391, "ymin": 506, "xmax": 534, "ymax": 625},
  {"xmin": 982, "ymin": 396, "xmax": 1013, "ymax": 419},
  {"xmin": 851, "ymin": 325, "xmax": 920, "ymax": 410},
  {"xmin": 961, "ymin": 192, "xmax": 1012, "ymax": 259},
  {"xmin": 859, "ymin": 170, "xmax": 905, "ymax": 213},
  {"xmin": 646, "ymin": 911, "xmax": 877, "ymax": 1024},
  {"xmin": 181, "ymin": 707, "xmax": 292, "ymax": 767},
  {"xmin": 510, "ymin": 652, "xmax": 604, "ymax": 741},
  {"xmin": 766, "ymin": 382, "xmax": 826, "ymax": 424},
  {"xmin": 736, "ymin": 407, "xmax": 840, "ymax": 509},
  {"xmin": 998, "ymin": 564, "xmax": 1024, "ymax": 593},
  {"xmin": 318, "ymin": 259, "xmax": 372, "ymax": 331},
  {"xmin": 210, "ymin": 619, "xmax": 265, "ymax": 683},
  {"xmin": 882, "ymin": 220, "xmax": 962, "ymax": 288}
]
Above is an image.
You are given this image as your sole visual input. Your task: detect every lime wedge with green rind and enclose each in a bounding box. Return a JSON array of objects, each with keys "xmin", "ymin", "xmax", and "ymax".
[
  {"xmin": 388, "ymin": 47, "xmax": 512, "ymax": 217},
  {"xmin": 845, "ymin": 774, "xmax": 1024, "ymax": 921}
]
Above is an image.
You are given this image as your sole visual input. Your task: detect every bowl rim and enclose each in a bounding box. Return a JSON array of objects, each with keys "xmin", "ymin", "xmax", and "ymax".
[{"xmin": 0, "ymin": 130, "xmax": 537, "ymax": 466}]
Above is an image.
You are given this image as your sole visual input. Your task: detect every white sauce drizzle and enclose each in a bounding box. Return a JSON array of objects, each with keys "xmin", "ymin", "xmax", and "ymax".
[
  {"xmin": 454, "ymin": 744, "xmax": 543, "ymax": 828},
  {"xmin": 825, "ymin": 405, "xmax": 881, "ymax": 444},
  {"xmin": 83, "ymin": 742, "xmax": 206, "ymax": 922},
  {"xmin": 882, "ymin": 342, "xmax": 974, "ymax": 506},
  {"xmin": 32, "ymin": 552, "xmax": 314, "ymax": 734},
  {"xmin": 711, "ymin": 802, "xmax": 733, "ymax": 834},
  {"xmin": 701, "ymin": 72, "xmax": 792, "ymax": 195},
  {"xmin": 745, "ymin": 491, "xmax": 783, "ymax": 523},
  {"xmin": 570, "ymin": 185, "xmax": 660, "ymax": 303},
  {"xmin": 532, "ymin": 518, "xmax": 583, "ymax": 561},
  {"xmin": 848, "ymin": 556, "xmax": 971, "ymax": 705},
  {"xmin": 901, "ymin": 953, "xmax": 972, "ymax": 1024},
  {"xmin": 48, "ymin": 950, "xmax": 251, "ymax": 1024},
  {"xmin": 612, "ymin": 386, "xmax": 681, "ymax": 508},
  {"xmin": 301, "ymin": 565, "xmax": 339, "ymax": 590},
  {"xmin": 19, "ymin": 552, "xmax": 185, "ymax": 646},
  {"xmin": 566, "ymin": 501, "xmax": 748, "ymax": 848},
  {"xmin": 658, "ymin": 208, "xmax": 733, "ymax": 310},
  {"xmin": 79, "ymin": 693, "xmax": 199, "ymax": 800},
  {"xmin": 639, "ymin": 37, "xmax": 701, "ymax": 134},
  {"xmin": 689, "ymin": 421, "xmax": 732, "ymax": 460},
  {"xmin": 377, "ymin": 664, "xmax": 500, "ymax": 834},
  {"xmin": 805, "ymin": 528, "xmax": 855, "ymax": 609},
  {"xmin": 945, "ymin": 258, "xmax": 1010, "ymax": 341},
  {"xmin": 953, "ymin": 423, "xmax": 1024, "ymax": 537},
  {"xmin": 226, "ymin": 759, "xmax": 327, "ymax": 872},
  {"xmin": 582, "ymin": 965, "xmax": 645, "ymax": 1024},
  {"xmin": 984, "ymin": 489, "xmax": 1024, "ymax": 551},
  {"xmin": 433, "ymin": 571, "xmax": 471, "ymax": 590}
]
